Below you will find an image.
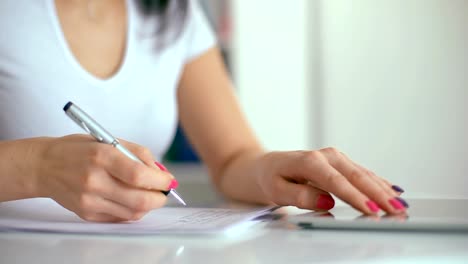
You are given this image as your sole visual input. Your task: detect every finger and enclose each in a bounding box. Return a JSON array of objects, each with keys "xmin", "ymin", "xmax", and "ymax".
[
  {"xmin": 387, "ymin": 181, "xmax": 405, "ymax": 194},
  {"xmin": 81, "ymin": 195, "xmax": 145, "ymax": 221},
  {"xmin": 104, "ymin": 148, "xmax": 174, "ymax": 191},
  {"xmin": 378, "ymin": 177, "xmax": 406, "ymax": 194},
  {"xmin": 272, "ymin": 177, "xmax": 335, "ymax": 211},
  {"xmin": 119, "ymin": 139, "xmax": 159, "ymax": 168},
  {"xmin": 80, "ymin": 213, "xmax": 126, "ymax": 223},
  {"xmin": 96, "ymin": 173, "xmax": 168, "ymax": 212},
  {"xmin": 340, "ymin": 152, "xmax": 400, "ymax": 196},
  {"xmin": 344, "ymin": 157, "xmax": 409, "ymax": 208},
  {"xmin": 126, "ymin": 146, "xmax": 172, "ymax": 177},
  {"xmin": 322, "ymin": 149, "xmax": 406, "ymax": 214},
  {"xmin": 348, "ymin": 160, "xmax": 399, "ymax": 197},
  {"xmin": 340, "ymin": 152, "xmax": 405, "ymax": 195},
  {"xmin": 96, "ymin": 197, "xmax": 148, "ymax": 221},
  {"xmin": 306, "ymin": 160, "xmax": 381, "ymax": 215},
  {"xmin": 371, "ymin": 171, "xmax": 402, "ymax": 191},
  {"xmin": 122, "ymin": 140, "xmax": 175, "ymax": 176},
  {"xmin": 286, "ymin": 151, "xmax": 380, "ymax": 215}
]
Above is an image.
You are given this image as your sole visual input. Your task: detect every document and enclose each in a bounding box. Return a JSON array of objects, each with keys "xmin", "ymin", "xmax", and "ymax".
[{"xmin": 0, "ymin": 198, "xmax": 275, "ymax": 235}]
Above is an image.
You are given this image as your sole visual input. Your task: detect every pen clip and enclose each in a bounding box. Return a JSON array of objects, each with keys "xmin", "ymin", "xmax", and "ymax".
[
  {"xmin": 80, "ymin": 121, "xmax": 91, "ymax": 134},
  {"xmin": 80, "ymin": 121, "xmax": 104, "ymax": 142}
]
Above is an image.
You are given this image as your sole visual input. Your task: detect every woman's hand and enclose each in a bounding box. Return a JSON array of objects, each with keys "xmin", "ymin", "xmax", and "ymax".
[
  {"xmin": 34, "ymin": 134, "xmax": 176, "ymax": 222},
  {"xmin": 256, "ymin": 148, "xmax": 407, "ymax": 215}
]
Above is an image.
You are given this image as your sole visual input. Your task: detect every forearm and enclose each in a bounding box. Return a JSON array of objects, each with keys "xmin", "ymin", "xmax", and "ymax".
[
  {"xmin": 175, "ymin": 47, "xmax": 273, "ymax": 205},
  {"xmin": 213, "ymin": 148, "xmax": 272, "ymax": 205},
  {"xmin": 0, "ymin": 138, "xmax": 42, "ymax": 202}
]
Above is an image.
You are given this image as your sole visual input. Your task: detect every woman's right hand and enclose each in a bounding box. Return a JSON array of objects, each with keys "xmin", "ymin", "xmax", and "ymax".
[{"xmin": 34, "ymin": 134, "xmax": 176, "ymax": 222}]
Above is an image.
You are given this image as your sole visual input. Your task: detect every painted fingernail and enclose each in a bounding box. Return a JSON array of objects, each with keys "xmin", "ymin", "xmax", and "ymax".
[
  {"xmin": 392, "ymin": 185, "xmax": 405, "ymax": 193},
  {"xmin": 389, "ymin": 198, "xmax": 405, "ymax": 210},
  {"xmin": 316, "ymin": 194, "xmax": 335, "ymax": 210},
  {"xmin": 395, "ymin": 197, "xmax": 409, "ymax": 208},
  {"xmin": 154, "ymin": 161, "xmax": 169, "ymax": 172},
  {"xmin": 168, "ymin": 179, "xmax": 179, "ymax": 190},
  {"xmin": 366, "ymin": 200, "xmax": 380, "ymax": 213}
]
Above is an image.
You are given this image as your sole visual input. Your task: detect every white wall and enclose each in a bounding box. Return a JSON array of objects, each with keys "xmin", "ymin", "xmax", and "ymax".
[
  {"xmin": 319, "ymin": 0, "xmax": 468, "ymax": 198},
  {"xmin": 233, "ymin": 0, "xmax": 468, "ymax": 198},
  {"xmin": 231, "ymin": 0, "xmax": 311, "ymax": 151}
]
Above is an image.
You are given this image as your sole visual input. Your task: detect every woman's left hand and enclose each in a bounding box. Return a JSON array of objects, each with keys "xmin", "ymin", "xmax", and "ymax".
[{"xmin": 256, "ymin": 148, "xmax": 407, "ymax": 215}]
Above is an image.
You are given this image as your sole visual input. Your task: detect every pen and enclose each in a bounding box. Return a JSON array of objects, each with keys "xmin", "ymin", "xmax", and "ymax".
[{"xmin": 63, "ymin": 101, "xmax": 187, "ymax": 206}]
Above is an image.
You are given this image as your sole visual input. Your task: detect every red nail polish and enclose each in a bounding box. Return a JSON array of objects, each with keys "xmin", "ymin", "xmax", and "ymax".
[
  {"xmin": 366, "ymin": 200, "xmax": 380, "ymax": 213},
  {"xmin": 389, "ymin": 198, "xmax": 405, "ymax": 210},
  {"xmin": 316, "ymin": 194, "xmax": 335, "ymax": 210},
  {"xmin": 168, "ymin": 179, "xmax": 178, "ymax": 190},
  {"xmin": 154, "ymin": 161, "xmax": 168, "ymax": 172}
]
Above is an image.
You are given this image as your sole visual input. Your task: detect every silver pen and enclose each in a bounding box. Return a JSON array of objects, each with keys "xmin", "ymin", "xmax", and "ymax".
[{"xmin": 63, "ymin": 101, "xmax": 186, "ymax": 206}]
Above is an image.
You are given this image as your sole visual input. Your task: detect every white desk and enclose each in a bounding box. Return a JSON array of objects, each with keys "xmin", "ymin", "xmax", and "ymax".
[{"xmin": 1, "ymin": 164, "xmax": 467, "ymax": 264}]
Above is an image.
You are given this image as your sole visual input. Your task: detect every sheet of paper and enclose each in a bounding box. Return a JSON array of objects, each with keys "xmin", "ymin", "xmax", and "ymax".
[{"xmin": 0, "ymin": 198, "xmax": 275, "ymax": 235}]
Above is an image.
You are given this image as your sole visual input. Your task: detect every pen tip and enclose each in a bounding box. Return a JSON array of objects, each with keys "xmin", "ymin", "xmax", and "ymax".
[{"xmin": 170, "ymin": 190, "xmax": 187, "ymax": 206}]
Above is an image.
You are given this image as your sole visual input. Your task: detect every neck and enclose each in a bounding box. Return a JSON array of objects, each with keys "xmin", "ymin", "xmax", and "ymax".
[{"xmin": 56, "ymin": 0, "xmax": 120, "ymax": 21}]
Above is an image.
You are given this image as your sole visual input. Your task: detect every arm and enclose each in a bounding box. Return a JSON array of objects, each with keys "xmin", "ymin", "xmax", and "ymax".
[
  {"xmin": 178, "ymin": 47, "xmax": 408, "ymax": 214},
  {"xmin": 177, "ymin": 47, "xmax": 268, "ymax": 204}
]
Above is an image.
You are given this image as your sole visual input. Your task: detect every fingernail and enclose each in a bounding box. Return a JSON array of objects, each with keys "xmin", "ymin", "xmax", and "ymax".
[
  {"xmin": 316, "ymin": 194, "xmax": 335, "ymax": 210},
  {"xmin": 366, "ymin": 200, "xmax": 380, "ymax": 213},
  {"xmin": 392, "ymin": 185, "xmax": 405, "ymax": 193},
  {"xmin": 389, "ymin": 198, "xmax": 405, "ymax": 210},
  {"xmin": 168, "ymin": 179, "xmax": 179, "ymax": 190},
  {"xmin": 395, "ymin": 197, "xmax": 409, "ymax": 208},
  {"xmin": 154, "ymin": 161, "xmax": 169, "ymax": 172}
]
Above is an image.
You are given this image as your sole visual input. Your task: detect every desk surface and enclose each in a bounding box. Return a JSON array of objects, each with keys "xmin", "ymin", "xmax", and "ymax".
[{"xmin": 1, "ymin": 164, "xmax": 467, "ymax": 264}]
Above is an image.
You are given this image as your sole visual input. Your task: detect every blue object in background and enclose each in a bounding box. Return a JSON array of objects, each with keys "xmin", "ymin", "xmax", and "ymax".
[{"xmin": 164, "ymin": 124, "xmax": 199, "ymax": 162}]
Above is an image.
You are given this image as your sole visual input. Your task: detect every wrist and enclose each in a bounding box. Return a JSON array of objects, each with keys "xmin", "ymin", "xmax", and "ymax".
[
  {"xmin": 235, "ymin": 149, "xmax": 272, "ymax": 204},
  {"xmin": 17, "ymin": 137, "xmax": 50, "ymax": 198},
  {"xmin": 25, "ymin": 137, "xmax": 53, "ymax": 198}
]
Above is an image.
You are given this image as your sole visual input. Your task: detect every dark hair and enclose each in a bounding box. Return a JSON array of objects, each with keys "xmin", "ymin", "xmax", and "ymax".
[{"xmin": 137, "ymin": 0, "xmax": 189, "ymax": 47}]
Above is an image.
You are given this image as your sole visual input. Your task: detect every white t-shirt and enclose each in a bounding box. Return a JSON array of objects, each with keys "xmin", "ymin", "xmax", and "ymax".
[{"xmin": 0, "ymin": 0, "xmax": 216, "ymax": 160}]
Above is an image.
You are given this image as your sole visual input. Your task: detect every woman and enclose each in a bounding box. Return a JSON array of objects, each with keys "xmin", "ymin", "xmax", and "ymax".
[{"xmin": 0, "ymin": 0, "xmax": 407, "ymax": 222}]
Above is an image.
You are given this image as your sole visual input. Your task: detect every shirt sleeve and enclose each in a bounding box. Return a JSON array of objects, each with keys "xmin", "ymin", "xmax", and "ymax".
[{"xmin": 182, "ymin": 0, "xmax": 217, "ymax": 63}]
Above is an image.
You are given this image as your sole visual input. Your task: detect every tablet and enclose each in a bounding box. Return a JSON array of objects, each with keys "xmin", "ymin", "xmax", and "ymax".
[{"xmin": 288, "ymin": 198, "xmax": 468, "ymax": 232}]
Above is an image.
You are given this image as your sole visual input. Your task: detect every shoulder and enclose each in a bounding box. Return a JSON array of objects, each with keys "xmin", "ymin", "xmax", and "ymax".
[
  {"xmin": 130, "ymin": 0, "xmax": 216, "ymax": 63},
  {"xmin": 179, "ymin": 0, "xmax": 217, "ymax": 62}
]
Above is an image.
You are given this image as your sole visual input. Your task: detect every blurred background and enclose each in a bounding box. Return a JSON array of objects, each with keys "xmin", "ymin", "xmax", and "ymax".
[{"xmin": 166, "ymin": 0, "xmax": 468, "ymax": 200}]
